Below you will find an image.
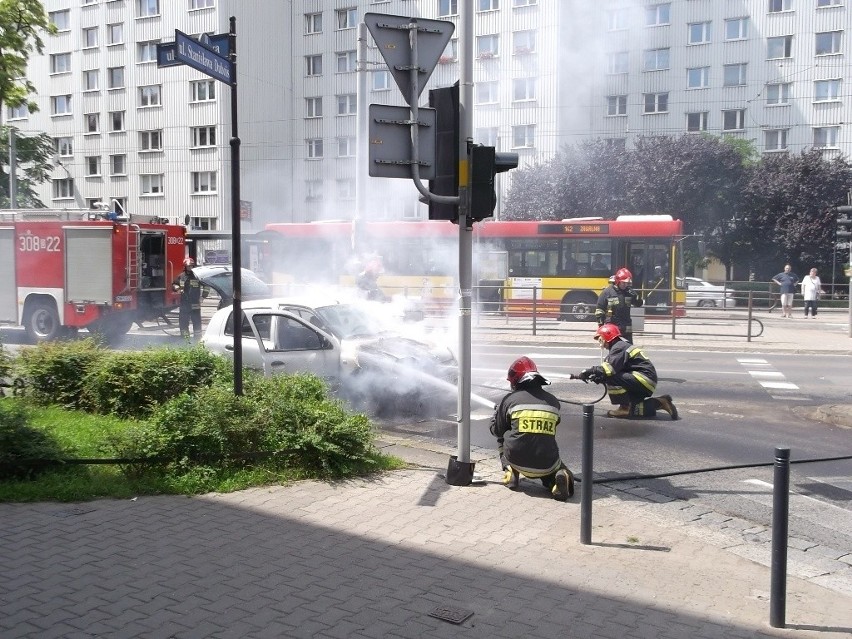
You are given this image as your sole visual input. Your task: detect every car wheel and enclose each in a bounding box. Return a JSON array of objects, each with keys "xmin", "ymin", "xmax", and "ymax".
[{"xmin": 697, "ymin": 299, "xmax": 716, "ymax": 308}]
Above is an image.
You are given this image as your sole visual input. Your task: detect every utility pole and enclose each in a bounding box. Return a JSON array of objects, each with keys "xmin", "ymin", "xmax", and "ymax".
[{"xmin": 9, "ymin": 127, "xmax": 17, "ymax": 208}]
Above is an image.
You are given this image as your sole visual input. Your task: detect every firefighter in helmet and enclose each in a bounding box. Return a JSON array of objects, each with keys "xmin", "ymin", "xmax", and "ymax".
[
  {"xmin": 595, "ymin": 267, "xmax": 643, "ymax": 342},
  {"xmin": 490, "ymin": 356, "xmax": 574, "ymax": 501},
  {"xmin": 576, "ymin": 324, "xmax": 678, "ymax": 420},
  {"xmin": 172, "ymin": 257, "xmax": 202, "ymax": 339}
]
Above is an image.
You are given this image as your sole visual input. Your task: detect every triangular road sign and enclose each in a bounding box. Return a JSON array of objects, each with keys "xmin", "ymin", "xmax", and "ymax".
[{"xmin": 364, "ymin": 13, "xmax": 454, "ymax": 106}]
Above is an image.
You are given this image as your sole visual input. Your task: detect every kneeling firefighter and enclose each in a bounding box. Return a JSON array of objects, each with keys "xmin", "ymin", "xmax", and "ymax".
[
  {"xmin": 490, "ymin": 357, "xmax": 574, "ymax": 501},
  {"xmin": 576, "ymin": 325, "xmax": 678, "ymax": 419}
]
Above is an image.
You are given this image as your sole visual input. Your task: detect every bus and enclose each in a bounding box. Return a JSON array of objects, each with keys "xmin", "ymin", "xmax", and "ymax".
[{"xmin": 259, "ymin": 215, "xmax": 686, "ymax": 320}]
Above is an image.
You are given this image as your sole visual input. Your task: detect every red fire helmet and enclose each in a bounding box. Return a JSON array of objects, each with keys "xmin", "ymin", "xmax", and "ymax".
[
  {"xmin": 614, "ymin": 267, "xmax": 633, "ymax": 285},
  {"xmin": 594, "ymin": 324, "xmax": 622, "ymax": 344},
  {"xmin": 507, "ymin": 356, "xmax": 548, "ymax": 388}
]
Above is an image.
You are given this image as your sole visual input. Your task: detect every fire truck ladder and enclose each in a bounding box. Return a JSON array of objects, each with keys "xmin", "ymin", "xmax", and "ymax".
[{"xmin": 125, "ymin": 224, "xmax": 141, "ymax": 292}]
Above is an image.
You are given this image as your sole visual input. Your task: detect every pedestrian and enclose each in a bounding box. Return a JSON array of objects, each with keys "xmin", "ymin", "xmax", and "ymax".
[
  {"xmin": 595, "ymin": 267, "xmax": 643, "ymax": 341},
  {"xmin": 575, "ymin": 324, "xmax": 678, "ymax": 420},
  {"xmin": 800, "ymin": 267, "xmax": 822, "ymax": 318},
  {"xmin": 490, "ymin": 356, "xmax": 574, "ymax": 501},
  {"xmin": 590, "ymin": 253, "xmax": 608, "ymax": 273},
  {"xmin": 172, "ymin": 257, "xmax": 202, "ymax": 339},
  {"xmin": 771, "ymin": 264, "xmax": 799, "ymax": 318}
]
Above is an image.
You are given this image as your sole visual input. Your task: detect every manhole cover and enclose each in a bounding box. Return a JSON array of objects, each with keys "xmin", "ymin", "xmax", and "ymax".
[{"xmin": 428, "ymin": 605, "xmax": 473, "ymax": 625}]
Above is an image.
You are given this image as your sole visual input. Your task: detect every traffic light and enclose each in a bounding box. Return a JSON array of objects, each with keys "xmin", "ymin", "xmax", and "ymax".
[
  {"xmin": 468, "ymin": 144, "xmax": 519, "ymax": 223},
  {"xmin": 838, "ymin": 205, "xmax": 852, "ymax": 241},
  {"xmin": 427, "ymin": 83, "xmax": 459, "ymax": 221}
]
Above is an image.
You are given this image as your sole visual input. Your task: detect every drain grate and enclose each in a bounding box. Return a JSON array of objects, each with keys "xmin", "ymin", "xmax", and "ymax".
[{"xmin": 428, "ymin": 605, "xmax": 474, "ymax": 625}]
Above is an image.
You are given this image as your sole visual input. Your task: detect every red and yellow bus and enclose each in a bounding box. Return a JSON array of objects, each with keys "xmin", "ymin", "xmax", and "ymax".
[{"xmin": 258, "ymin": 215, "xmax": 685, "ymax": 320}]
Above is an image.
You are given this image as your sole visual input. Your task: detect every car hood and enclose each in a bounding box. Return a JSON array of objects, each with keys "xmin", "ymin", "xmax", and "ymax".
[{"xmin": 344, "ymin": 334, "xmax": 457, "ymax": 379}]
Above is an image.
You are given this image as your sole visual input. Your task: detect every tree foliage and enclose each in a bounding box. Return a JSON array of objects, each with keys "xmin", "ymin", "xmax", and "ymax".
[
  {"xmin": 0, "ymin": 0, "xmax": 53, "ymax": 112},
  {"xmin": 0, "ymin": 127, "xmax": 53, "ymax": 208},
  {"xmin": 503, "ymin": 134, "xmax": 852, "ymax": 281}
]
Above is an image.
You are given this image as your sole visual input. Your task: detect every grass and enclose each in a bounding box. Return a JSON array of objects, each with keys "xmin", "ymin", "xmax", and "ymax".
[{"xmin": 0, "ymin": 404, "xmax": 406, "ymax": 503}]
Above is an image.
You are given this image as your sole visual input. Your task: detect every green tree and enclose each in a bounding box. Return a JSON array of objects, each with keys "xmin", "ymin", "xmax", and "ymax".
[
  {"xmin": 0, "ymin": 0, "xmax": 53, "ymax": 113},
  {"xmin": 0, "ymin": 128, "xmax": 53, "ymax": 208}
]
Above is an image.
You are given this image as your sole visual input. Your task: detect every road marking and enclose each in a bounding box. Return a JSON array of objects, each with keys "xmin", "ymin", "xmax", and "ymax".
[
  {"xmin": 759, "ymin": 381, "xmax": 799, "ymax": 390},
  {"xmin": 743, "ymin": 479, "xmax": 852, "ymax": 518},
  {"xmin": 748, "ymin": 371, "xmax": 784, "ymax": 378},
  {"xmin": 736, "ymin": 357, "xmax": 802, "ymax": 398}
]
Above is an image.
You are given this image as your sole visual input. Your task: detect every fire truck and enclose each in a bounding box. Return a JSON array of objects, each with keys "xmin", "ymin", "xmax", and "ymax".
[{"xmin": 0, "ymin": 209, "xmax": 187, "ymax": 342}]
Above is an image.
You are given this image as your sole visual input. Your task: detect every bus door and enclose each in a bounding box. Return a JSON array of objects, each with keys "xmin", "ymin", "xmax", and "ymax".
[
  {"xmin": 622, "ymin": 241, "xmax": 672, "ymax": 313},
  {"xmin": 475, "ymin": 250, "xmax": 508, "ymax": 312}
]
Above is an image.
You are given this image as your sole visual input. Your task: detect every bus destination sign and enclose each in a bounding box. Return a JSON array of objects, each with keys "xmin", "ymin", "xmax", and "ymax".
[{"xmin": 538, "ymin": 223, "xmax": 610, "ymax": 234}]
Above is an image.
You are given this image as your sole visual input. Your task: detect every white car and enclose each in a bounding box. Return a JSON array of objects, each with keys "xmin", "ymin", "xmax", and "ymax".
[
  {"xmin": 201, "ymin": 296, "xmax": 458, "ymax": 414},
  {"xmin": 678, "ymin": 277, "xmax": 737, "ymax": 308}
]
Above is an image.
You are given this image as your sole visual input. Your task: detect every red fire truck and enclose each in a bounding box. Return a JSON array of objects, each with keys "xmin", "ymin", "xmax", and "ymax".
[{"xmin": 0, "ymin": 210, "xmax": 187, "ymax": 342}]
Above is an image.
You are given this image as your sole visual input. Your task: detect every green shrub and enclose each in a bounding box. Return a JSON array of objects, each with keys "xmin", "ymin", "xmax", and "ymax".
[
  {"xmin": 83, "ymin": 346, "xmax": 225, "ymax": 419},
  {"xmin": 0, "ymin": 401, "xmax": 65, "ymax": 480},
  {"xmin": 16, "ymin": 339, "xmax": 106, "ymax": 409}
]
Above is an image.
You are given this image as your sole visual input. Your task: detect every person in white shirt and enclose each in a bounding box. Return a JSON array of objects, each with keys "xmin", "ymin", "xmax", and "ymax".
[{"xmin": 800, "ymin": 267, "xmax": 822, "ymax": 318}]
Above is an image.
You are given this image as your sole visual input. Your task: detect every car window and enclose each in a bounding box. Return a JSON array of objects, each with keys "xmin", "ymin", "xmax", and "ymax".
[
  {"xmin": 223, "ymin": 312, "xmax": 271, "ymax": 341},
  {"xmin": 313, "ymin": 304, "xmax": 381, "ymax": 339},
  {"xmin": 274, "ymin": 317, "xmax": 324, "ymax": 351}
]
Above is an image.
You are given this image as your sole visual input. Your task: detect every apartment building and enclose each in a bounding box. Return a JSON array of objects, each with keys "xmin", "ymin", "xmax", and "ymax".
[{"xmin": 3, "ymin": 1, "xmax": 848, "ymax": 231}]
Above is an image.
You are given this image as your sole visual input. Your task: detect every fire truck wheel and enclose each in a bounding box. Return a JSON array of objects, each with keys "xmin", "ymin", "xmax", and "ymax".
[
  {"xmin": 88, "ymin": 314, "xmax": 134, "ymax": 343},
  {"xmin": 25, "ymin": 300, "xmax": 63, "ymax": 343}
]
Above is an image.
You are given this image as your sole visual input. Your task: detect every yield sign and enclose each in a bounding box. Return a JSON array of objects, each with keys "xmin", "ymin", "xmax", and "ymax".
[{"xmin": 364, "ymin": 13, "xmax": 454, "ymax": 106}]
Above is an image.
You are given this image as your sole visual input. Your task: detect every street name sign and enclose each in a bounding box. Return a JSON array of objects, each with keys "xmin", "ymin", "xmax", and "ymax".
[
  {"xmin": 173, "ymin": 29, "xmax": 233, "ymax": 85},
  {"xmin": 157, "ymin": 32, "xmax": 229, "ymax": 69}
]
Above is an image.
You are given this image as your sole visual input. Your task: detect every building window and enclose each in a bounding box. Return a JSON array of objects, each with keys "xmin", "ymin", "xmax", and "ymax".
[
  {"xmin": 137, "ymin": 41, "xmax": 159, "ymax": 63},
  {"xmin": 7, "ymin": 104, "xmax": 28, "ymax": 120},
  {"xmin": 817, "ymin": 0, "xmax": 842, "ymax": 6},
  {"xmin": 440, "ymin": 40, "xmax": 458, "ymax": 63},
  {"xmin": 688, "ymin": 22, "xmax": 711, "ymax": 45},
  {"xmin": 372, "ymin": 70, "xmax": 390, "ymax": 91},
  {"xmin": 337, "ymin": 179, "xmax": 355, "ymax": 200},
  {"xmin": 55, "ymin": 137, "xmax": 73, "ymax": 156},
  {"xmin": 305, "ymin": 13, "xmax": 322, "ymax": 34},
  {"xmin": 768, "ymin": 0, "xmax": 792, "ymax": 13},
  {"xmin": 439, "ymin": 0, "xmax": 459, "ymax": 17},
  {"xmin": 107, "ymin": 23, "xmax": 123, "ymax": 45},
  {"xmin": 814, "ymin": 126, "xmax": 840, "ymax": 148},
  {"xmin": 476, "ymin": 81, "xmax": 499, "ymax": 104},
  {"xmin": 52, "ymin": 178, "xmax": 74, "ymax": 199},
  {"xmin": 764, "ymin": 129, "xmax": 788, "ymax": 151},
  {"xmin": 191, "ymin": 126, "xmax": 216, "ymax": 147},
  {"xmin": 336, "ymin": 50, "xmax": 356, "ymax": 73},
  {"xmin": 606, "ymin": 95, "xmax": 627, "ymax": 116},
  {"xmin": 607, "ymin": 9, "xmax": 629, "ymax": 31},
  {"xmin": 83, "ymin": 70, "xmax": 99, "ymax": 92},
  {"xmin": 512, "ymin": 77, "xmax": 536, "ymax": 101},
  {"xmin": 643, "ymin": 92, "xmax": 668, "ymax": 114},
  {"xmin": 83, "ymin": 27, "xmax": 98, "ymax": 48},
  {"xmin": 645, "ymin": 3, "xmax": 670, "ymax": 26},
  {"xmin": 110, "ymin": 154, "xmax": 126, "ymax": 175},
  {"xmin": 767, "ymin": 35, "xmax": 793, "ymax": 59},
  {"xmin": 85, "ymin": 156, "xmax": 102, "ymax": 177},
  {"xmin": 815, "ymin": 31, "xmax": 842, "ymax": 55},
  {"xmin": 50, "ymin": 53, "xmax": 71, "ymax": 75},
  {"xmin": 337, "ymin": 94, "xmax": 356, "ymax": 115},
  {"xmin": 607, "ymin": 51, "xmax": 629, "ymax": 74},
  {"xmin": 513, "ymin": 0, "xmax": 536, "ymax": 5},
  {"xmin": 513, "ymin": 30, "xmax": 536, "ymax": 55},
  {"xmin": 814, "ymin": 79, "xmax": 841, "ymax": 102},
  {"xmin": 307, "ymin": 139, "xmax": 324, "ymax": 159},
  {"xmin": 139, "ymin": 85, "xmax": 162, "ymax": 107},
  {"xmin": 306, "ymin": 97, "xmax": 322, "ymax": 118},
  {"xmin": 139, "ymin": 130, "xmax": 163, "ymax": 152},
  {"xmin": 49, "ymin": 10, "xmax": 70, "ymax": 31},
  {"xmin": 138, "ymin": 0, "xmax": 160, "ymax": 17},
  {"xmin": 141, "ymin": 174, "xmax": 165, "ymax": 195},
  {"xmin": 512, "ymin": 124, "xmax": 535, "ymax": 148},
  {"xmin": 190, "ymin": 217, "xmax": 216, "ymax": 230},
  {"xmin": 723, "ymin": 63, "xmax": 747, "ymax": 87},
  {"xmin": 475, "ymin": 127, "xmax": 499, "ymax": 146},
  {"xmin": 85, "ymin": 113, "xmax": 100, "ymax": 134},
  {"xmin": 338, "ymin": 137, "xmax": 355, "ymax": 157},
  {"xmin": 190, "ymin": 80, "xmax": 216, "ymax": 102},
  {"xmin": 191, "ymin": 171, "xmax": 217, "ymax": 194},
  {"xmin": 687, "ymin": 67, "xmax": 710, "ymax": 89},
  {"xmin": 190, "ymin": 0, "xmax": 215, "ymax": 8},
  {"xmin": 722, "ymin": 109, "xmax": 746, "ymax": 131},
  {"xmin": 336, "ymin": 8, "xmax": 356, "ymax": 29},
  {"xmin": 51, "ymin": 95, "xmax": 72, "ymax": 116},
  {"xmin": 305, "ymin": 180, "xmax": 323, "ymax": 201},
  {"xmin": 108, "ymin": 67, "xmax": 125, "ymax": 89},
  {"xmin": 725, "ymin": 18, "xmax": 748, "ymax": 41},
  {"xmin": 766, "ymin": 82, "xmax": 791, "ymax": 105},
  {"xmin": 686, "ymin": 112, "xmax": 709, "ymax": 132},
  {"xmin": 477, "ymin": 34, "xmax": 500, "ymax": 58},
  {"xmin": 109, "ymin": 111, "xmax": 125, "ymax": 132},
  {"xmin": 306, "ymin": 54, "xmax": 322, "ymax": 76},
  {"xmin": 479, "ymin": 0, "xmax": 499, "ymax": 10}
]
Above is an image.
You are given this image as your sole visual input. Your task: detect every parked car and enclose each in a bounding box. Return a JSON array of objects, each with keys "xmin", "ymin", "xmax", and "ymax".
[
  {"xmin": 677, "ymin": 277, "xmax": 737, "ymax": 308},
  {"xmin": 192, "ymin": 265, "xmax": 271, "ymax": 309},
  {"xmin": 201, "ymin": 296, "xmax": 458, "ymax": 414}
]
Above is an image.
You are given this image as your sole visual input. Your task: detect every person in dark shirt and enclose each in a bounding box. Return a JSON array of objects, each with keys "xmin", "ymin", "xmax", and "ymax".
[
  {"xmin": 771, "ymin": 264, "xmax": 799, "ymax": 319},
  {"xmin": 172, "ymin": 258, "xmax": 202, "ymax": 339},
  {"xmin": 576, "ymin": 324, "xmax": 678, "ymax": 420},
  {"xmin": 595, "ymin": 267, "xmax": 643, "ymax": 341}
]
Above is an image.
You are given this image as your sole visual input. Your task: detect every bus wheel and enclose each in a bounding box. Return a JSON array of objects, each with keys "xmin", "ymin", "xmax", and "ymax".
[
  {"xmin": 25, "ymin": 300, "xmax": 63, "ymax": 342},
  {"xmin": 560, "ymin": 294, "xmax": 597, "ymax": 322}
]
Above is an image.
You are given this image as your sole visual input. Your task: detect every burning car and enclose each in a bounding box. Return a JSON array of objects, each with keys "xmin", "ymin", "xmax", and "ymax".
[
  {"xmin": 192, "ymin": 265, "xmax": 272, "ymax": 309},
  {"xmin": 201, "ymin": 296, "xmax": 458, "ymax": 414}
]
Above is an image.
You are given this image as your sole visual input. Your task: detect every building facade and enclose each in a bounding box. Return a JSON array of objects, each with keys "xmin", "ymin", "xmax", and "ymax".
[{"xmin": 3, "ymin": 0, "xmax": 849, "ymax": 231}]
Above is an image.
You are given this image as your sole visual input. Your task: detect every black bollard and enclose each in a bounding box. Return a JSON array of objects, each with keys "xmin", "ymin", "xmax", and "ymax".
[
  {"xmin": 580, "ymin": 404, "xmax": 594, "ymax": 545},
  {"xmin": 769, "ymin": 446, "xmax": 790, "ymax": 628}
]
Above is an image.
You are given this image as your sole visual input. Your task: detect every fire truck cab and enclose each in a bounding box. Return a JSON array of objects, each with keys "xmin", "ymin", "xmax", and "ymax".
[{"xmin": 0, "ymin": 209, "xmax": 186, "ymax": 342}]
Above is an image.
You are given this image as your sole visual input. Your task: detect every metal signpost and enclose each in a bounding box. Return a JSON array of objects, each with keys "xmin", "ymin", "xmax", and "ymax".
[{"xmin": 158, "ymin": 20, "xmax": 245, "ymax": 395}]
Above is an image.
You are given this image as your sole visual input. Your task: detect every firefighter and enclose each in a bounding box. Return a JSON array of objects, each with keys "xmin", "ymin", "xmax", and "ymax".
[
  {"xmin": 595, "ymin": 267, "xmax": 643, "ymax": 342},
  {"xmin": 576, "ymin": 324, "xmax": 678, "ymax": 420},
  {"xmin": 490, "ymin": 356, "xmax": 574, "ymax": 501},
  {"xmin": 172, "ymin": 257, "xmax": 202, "ymax": 339},
  {"xmin": 356, "ymin": 258, "xmax": 388, "ymax": 302}
]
